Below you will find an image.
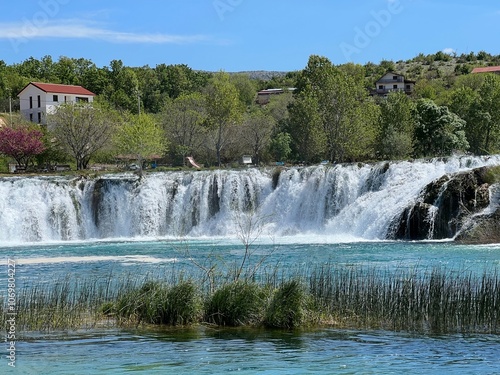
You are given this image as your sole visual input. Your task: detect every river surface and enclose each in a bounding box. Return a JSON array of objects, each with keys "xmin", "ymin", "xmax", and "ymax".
[{"xmin": 1, "ymin": 239, "xmax": 499, "ymax": 374}]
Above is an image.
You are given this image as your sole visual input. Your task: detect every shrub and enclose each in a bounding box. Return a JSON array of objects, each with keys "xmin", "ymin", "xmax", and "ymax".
[
  {"xmin": 264, "ymin": 280, "xmax": 309, "ymax": 329},
  {"xmin": 205, "ymin": 281, "xmax": 267, "ymax": 326},
  {"xmin": 114, "ymin": 281, "xmax": 164, "ymax": 323},
  {"xmin": 159, "ymin": 281, "xmax": 202, "ymax": 325},
  {"xmin": 114, "ymin": 281, "xmax": 201, "ymax": 326}
]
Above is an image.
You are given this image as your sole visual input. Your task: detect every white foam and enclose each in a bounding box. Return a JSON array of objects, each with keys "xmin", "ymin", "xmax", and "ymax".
[
  {"xmin": 3, "ymin": 255, "xmax": 177, "ymax": 266},
  {"xmin": 1, "ymin": 155, "xmax": 499, "ymax": 244}
]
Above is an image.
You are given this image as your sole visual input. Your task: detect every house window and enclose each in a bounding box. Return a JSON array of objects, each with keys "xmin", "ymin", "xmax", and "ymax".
[
  {"xmin": 393, "ymin": 85, "xmax": 398, "ymax": 89},
  {"xmin": 53, "ymin": 95, "xmax": 59, "ymax": 102},
  {"xmin": 29, "ymin": 113, "xmax": 33, "ymax": 122},
  {"xmin": 406, "ymin": 84, "xmax": 411, "ymax": 90},
  {"xmin": 76, "ymin": 97, "xmax": 89, "ymax": 103},
  {"xmin": 37, "ymin": 112, "xmax": 42, "ymax": 123},
  {"xmin": 393, "ymin": 76, "xmax": 398, "ymax": 80},
  {"xmin": 29, "ymin": 96, "xmax": 33, "ymax": 109},
  {"xmin": 37, "ymin": 95, "xmax": 41, "ymax": 108},
  {"xmin": 379, "ymin": 85, "xmax": 384, "ymax": 90}
]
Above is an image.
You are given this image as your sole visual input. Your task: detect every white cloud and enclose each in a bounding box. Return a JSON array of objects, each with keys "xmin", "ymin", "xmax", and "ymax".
[
  {"xmin": 442, "ymin": 47, "xmax": 455, "ymax": 55},
  {"xmin": 0, "ymin": 19, "xmax": 209, "ymax": 44}
]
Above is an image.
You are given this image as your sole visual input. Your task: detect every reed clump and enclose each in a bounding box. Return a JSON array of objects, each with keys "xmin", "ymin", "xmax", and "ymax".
[
  {"xmin": 2, "ymin": 265, "xmax": 499, "ymax": 334},
  {"xmin": 264, "ymin": 280, "xmax": 316, "ymax": 329},
  {"xmin": 204, "ymin": 280, "xmax": 269, "ymax": 326},
  {"xmin": 114, "ymin": 280, "xmax": 202, "ymax": 326}
]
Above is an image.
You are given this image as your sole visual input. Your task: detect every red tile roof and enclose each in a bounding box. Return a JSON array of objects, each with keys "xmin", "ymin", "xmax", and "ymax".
[
  {"xmin": 471, "ymin": 66, "xmax": 500, "ymax": 74},
  {"xmin": 28, "ymin": 82, "xmax": 96, "ymax": 96}
]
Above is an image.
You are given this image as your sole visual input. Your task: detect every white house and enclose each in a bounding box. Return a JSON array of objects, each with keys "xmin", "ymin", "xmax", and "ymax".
[
  {"xmin": 374, "ymin": 72, "xmax": 415, "ymax": 96},
  {"xmin": 18, "ymin": 82, "xmax": 96, "ymax": 125}
]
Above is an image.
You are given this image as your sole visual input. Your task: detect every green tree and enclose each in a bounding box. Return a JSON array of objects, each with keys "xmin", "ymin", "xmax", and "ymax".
[
  {"xmin": 413, "ymin": 99, "xmax": 469, "ymax": 157},
  {"xmin": 155, "ymin": 64, "xmax": 208, "ymax": 99},
  {"xmin": 265, "ymin": 91, "xmax": 293, "ymax": 127},
  {"xmin": 375, "ymin": 92, "xmax": 415, "ymax": 159},
  {"xmin": 380, "ymin": 60, "xmax": 396, "ymax": 72},
  {"xmin": 17, "ymin": 57, "xmax": 43, "ymax": 79},
  {"xmin": 450, "ymin": 74, "xmax": 500, "ymax": 154},
  {"xmin": 39, "ymin": 55, "xmax": 57, "ymax": 82},
  {"xmin": 53, "ymin": 56, "xmax": 78, "ymax": 85},
  {"xmin": 114, "ymin": 113, "xmax": 166, "ymax": 174},
  {"xmin": 287, "ymin": 88, "xmax": 325, "ymax": 163},
  {"xmin": 230, "ymin": 74, "xmax": 257, "ymax": 107},
  {"xmin": 49, "ymin": 102, "xmax": 117, "ymax": 170},
  {"xmin": 105, "ymin": 60, "xmax": 140, "ymax": 113},
  {"xmin": 413, "ymin": 79, "xmax": 445, "ymax": 102},
  {"xmin": 477, "ymin": 75, "xmax": 500, "ymax": 153},
  {"xmin": 291, "ymin": 55, "xmax": 375, "ymax": 163},
  {"xmin": 203, "ymin": 72, "xmax": 243, "ymax": 166},
  {"xmin": 269, "ymin": 132, "xmax": 292, "ymax": 162},
  {"xmin": 136, "ymin": 66, "xmax": 164, "ymax": 113},
  {"xmin": 450, "ymin": 87, "xmax": 488, "ymax": 154},
  {"xmin": 452, "ymin": 73, "xmax": 485, "ymax": 91}
]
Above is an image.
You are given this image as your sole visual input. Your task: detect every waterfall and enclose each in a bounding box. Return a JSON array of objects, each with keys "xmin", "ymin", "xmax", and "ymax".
[{"xmin": 1, "ymin": 155, "xmax": 499, "ymax": 244}]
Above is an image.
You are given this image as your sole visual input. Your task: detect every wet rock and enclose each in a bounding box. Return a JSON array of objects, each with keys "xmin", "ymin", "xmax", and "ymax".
[
  {"xmin": 389, "ymin": 167, "xmax": 492, "ymax": 240},
  {"xmin": 455, "ymin": 208, "xmax": 500, "ymax": 244},
  {"xmin": 391, "ymin": 202, "xmax": 433, "ymax": 240}
]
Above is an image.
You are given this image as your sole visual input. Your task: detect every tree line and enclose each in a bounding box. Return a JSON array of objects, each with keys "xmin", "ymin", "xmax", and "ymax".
[{"xmin": 0, "ymin": 51, "xmax": 499, "ymax": 171}]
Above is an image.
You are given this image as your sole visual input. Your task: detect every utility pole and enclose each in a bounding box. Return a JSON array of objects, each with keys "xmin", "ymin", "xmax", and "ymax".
[
  {"xmin": 7, "ymin": 88, "xmax": 12, "ymax": 125},
  {"xmin": 136, "ymin": 87, "xmax": 141, "ymax": 115}
]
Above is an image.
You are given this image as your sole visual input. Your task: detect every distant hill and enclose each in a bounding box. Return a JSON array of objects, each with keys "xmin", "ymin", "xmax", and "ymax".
[
  {"xmin": 223, "ymin": 51, "xmax": 500, "ymax": 86},
  {"xmin": 230, "ymin": 71, "xmax": 290, "ymax": 80}
]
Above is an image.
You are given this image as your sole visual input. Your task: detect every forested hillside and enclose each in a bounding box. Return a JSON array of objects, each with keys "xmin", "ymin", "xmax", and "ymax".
[{"xmin": 0, "ymin": 50, "xmax": 499, "ymax": 171}]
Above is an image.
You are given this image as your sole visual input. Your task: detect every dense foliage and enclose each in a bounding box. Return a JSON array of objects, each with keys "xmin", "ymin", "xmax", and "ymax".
[{"xmin": 1, "ymin": 50, "xmax": 500, "ymax": 170}]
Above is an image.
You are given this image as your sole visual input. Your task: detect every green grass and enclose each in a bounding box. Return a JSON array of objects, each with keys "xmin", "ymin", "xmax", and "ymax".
[{"xmin": 205, "ymin": 281, "xmax": 269, "ymax": 326}]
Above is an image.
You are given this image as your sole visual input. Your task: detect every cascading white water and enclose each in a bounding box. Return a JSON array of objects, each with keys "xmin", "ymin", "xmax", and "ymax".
[{"xmin": 1, "ymin": 155, "xmax": 499, "ymax": 244}]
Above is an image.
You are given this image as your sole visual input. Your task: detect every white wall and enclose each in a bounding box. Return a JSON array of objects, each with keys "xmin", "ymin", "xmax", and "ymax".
[
  {"xmin": 19, "ymin": 84, "xmax": 94, "ymax": 124},
  {"xmin": 19, "ymin": 85, "xmax": 45, "ymax": 124}
]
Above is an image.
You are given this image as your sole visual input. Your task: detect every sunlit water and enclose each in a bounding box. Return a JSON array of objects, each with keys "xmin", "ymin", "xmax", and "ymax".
[
  {"xmin": 11, "ymin": 328, "xmax": 500, "ymax": 375},
  {"xmin": 1, "ymin": 239, "xmax": 499, "ymax": 374}
]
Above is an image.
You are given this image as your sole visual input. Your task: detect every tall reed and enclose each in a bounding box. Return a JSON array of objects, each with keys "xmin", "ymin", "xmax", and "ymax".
[
  {"xmin": 309, "ymin": 265, "xmax": 499, "ymax": 333},
  {"xmin": 2, "ymin": 265, "xmax": 498, "ymax": 334}
]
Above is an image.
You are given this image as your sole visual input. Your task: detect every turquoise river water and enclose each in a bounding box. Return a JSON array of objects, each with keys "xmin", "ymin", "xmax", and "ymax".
[{"xmin": 1, "ymin": 239, "xmax": 499, "ymax": 374}]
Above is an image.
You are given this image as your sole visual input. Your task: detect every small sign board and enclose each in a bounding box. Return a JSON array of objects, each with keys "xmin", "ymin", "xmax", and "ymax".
[{"xmin": 242, "ymin": 155, "xmax": 252, "ymax": 165}]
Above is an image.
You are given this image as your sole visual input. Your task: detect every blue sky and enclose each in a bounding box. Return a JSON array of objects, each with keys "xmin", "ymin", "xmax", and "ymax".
[{"xmin": 0, "ymin": 0, "xmax": 499, "ymax": 72}]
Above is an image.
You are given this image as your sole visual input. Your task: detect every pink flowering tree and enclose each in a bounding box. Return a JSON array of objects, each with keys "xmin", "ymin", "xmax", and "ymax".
[{"xmin": 0, "ymin": 126, "xmax": 46, "ymax": 169}]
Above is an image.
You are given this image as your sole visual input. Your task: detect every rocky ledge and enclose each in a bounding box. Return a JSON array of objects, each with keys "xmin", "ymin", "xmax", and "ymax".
[{"xmin": 388, "ymin": 166, "xmax": 499, "ymax": 243}]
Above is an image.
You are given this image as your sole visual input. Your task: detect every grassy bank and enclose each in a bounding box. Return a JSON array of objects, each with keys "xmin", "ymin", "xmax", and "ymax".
[{"xmin": 2, "ymin": 265, "xmax": 499, "ymax": 335}]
